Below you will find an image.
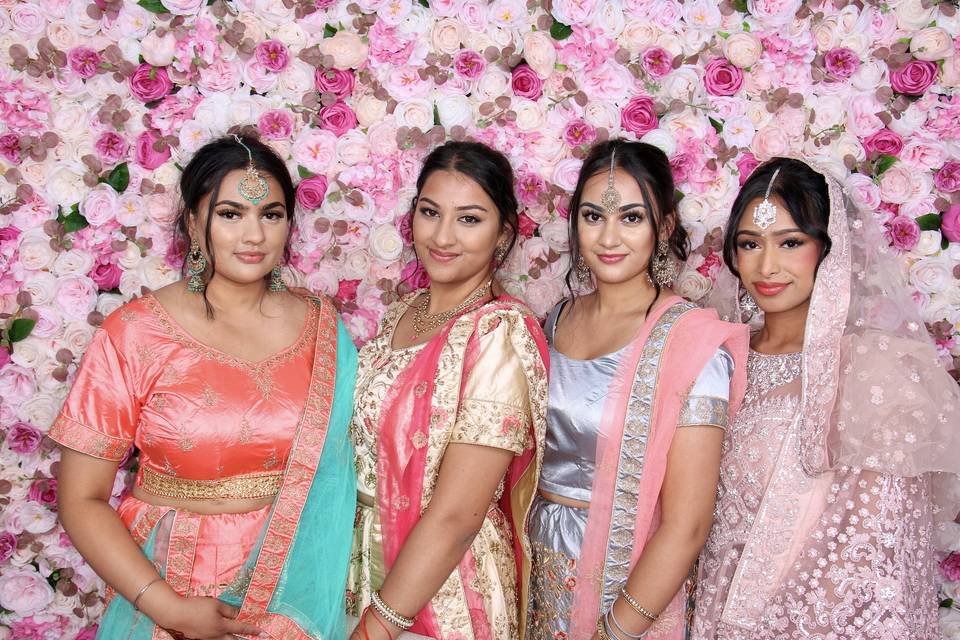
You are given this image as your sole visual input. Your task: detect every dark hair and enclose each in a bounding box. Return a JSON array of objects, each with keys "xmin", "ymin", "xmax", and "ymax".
[
  {"xmin": 174, "ymin": 133, "xmax": 296, "ymax": 313},
  {"xmin": 722, "ymin": 157, "xmax": 832, "ymax": 278},
  {"xmin": 404, "ymin": 140, "xmax": 519, "ymax": 286},
  {"xmin": 565, "ymin": 139, "xmax": 689, "ymax": 310}
]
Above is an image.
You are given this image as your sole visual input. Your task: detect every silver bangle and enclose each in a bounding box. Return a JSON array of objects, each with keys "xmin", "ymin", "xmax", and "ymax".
[
  {"xmin": 370, "ymin": 590, "xmax": 415, "ymax": 630},
  {"xmin": 608, "ymin": 607, "xmax": 646, "ymax": 639},
  {"xmin": 132, "ymin": 577, "xmax": 163, "ymax": 611}
]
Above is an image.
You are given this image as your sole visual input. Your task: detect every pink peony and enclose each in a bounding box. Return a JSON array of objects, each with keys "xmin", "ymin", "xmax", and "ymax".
[
  {"xmin": 518, "ymin": 212, "xmax": 538, "ymax": 238},
  {"xmin": 9, "ymin": 617, "xmax": 64, "ymax": 640},
  {"xmin": 129, "ymin": 63, "xmax": 173, "ymax": 103},
  {"xmin": 6, "ymin": 422, "xmax": 42, "ymax": 454},
  {"xmin": 296, "ymin": 175, "xmax": 328, "ymax": 210},
  {"xmin": 314, "ymin": 68, "xmax": 355, "ymax": 100},
  {"xmin": 318, "ymin": 102, "xmax": 358, "ymax": 137},
  {"xmin": 336, "ymin": 278, "xmax": 360, "ymax": 303},
  {"xmin": 516, "ymin": 172, "xmax": 546, "ymax": 207},
  {"xmin": 886, "ymin": 215, "xmax": 920, "ymax": 250},
  {"xmin": 89, "ymin": 256, "xmax": 122, "ymax": 290},
  {"xmin": 453, "ymin": 50, "xmax": 486, "ymax": 80},
  {"xmin": 824, "ymin": 47, "xmax": 860, "ymax": 79},
  {"xmin": 890, "ymin": 59, "xmax": 938, "ymax": 96},
  {"xmin": 641, "ymin": 47, "xmax": 673, "ymax": 79},
  {"xmin": 935, "ymin": 161, "xmax": 960, "ymax": 193},
  {"xmin": 400, "ymin": 258, "xmax": 430, "ymax": 289},
  {"xmin": 0, "ymin": 133, "xmax": 21, "ymax": 164},
  {"xmin": 0, "ymin": 568, "xmax": 55, "ymax": 616},
  {"xmin": 942, "ymin": 205, "xmax": 960, "ymax": 243},
  {"xmin": 563, "ymin": 119, "xmax": 597, "ymax": 147},
  {"xmin": 134, "ymin": 130, "xmax": 171, "ymax": 170},
  {"xmin": 511, "ymin": 64, "xmax": 544, "ymax": 100},
  {"xmin": 258, "ymin": 109, "xmax": 295, "ymax": 140},
  {"xmin": 620, "ymin": 95, "xmax": 659, "ymax": 136},
  {"xmin": 68, "ymin": 46, "xmax": 102, "ymax": 79},
  {"xmin": 736, "ymin": 153, "xmax": 761, "ymax": 185},
  {"xmin": 703, "ymin": 58, "xmax": 743, "ymax": 96},
  {"xmin": 862, "ymin": 129, "xmax": 903, "ymax": 157},
  {"xmin": 254, "ymin": 39, "xmax": 290, "ymax": 73},
  {"xmin": 94, "ymin": 131, "xmax": 129, "ymax": 166},
  {"xmin": 28, "ymin": 478, "xmax": 57, "ymax": 507},
  {"xmin": 0, "ymin": 531, "xmax": 15, "ymax": 563},
  {"xmin": 941, "ymin": 552, "xmax": 960, "ymax": 581}
]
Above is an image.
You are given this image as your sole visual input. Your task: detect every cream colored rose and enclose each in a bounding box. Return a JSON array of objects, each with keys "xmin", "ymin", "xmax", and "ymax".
[
  {"xmin": 833, "ymin": 133, "xmax": 866, "ymax": 163},
  {"xmin": 337, "ymin": 130, "xmax": 371, "ymax": 166},
  {"xmin": 723, "ymin": 32, "xmax": 762, "ymax": 68},
  {"xmin": 153, "ymin": 161, "xmax": 182, "ymax": 189},
  {"xmin": 662, "ymin": 67, "xmax": 702, "ymax": 102},
  {"xmin": 539, "ymin": 219, "xmax": 569, "ymax": 252},
  {"xmin": 431, "ymin": 18, "xmax": 464, "ymax": 54},
  {"xmin": 138, "ymin": 255, "xmax": 178, "ymax": 291},
  {"xmin": 10, "ymin": 335, "xmax": 47, "ymax": 370},
  {"xmin": 895, "ymin": 0, "xmax": 937, "ymax": 32},
  {"xmin": 850, "ymin": 60, "xmax": 886, "ymax": 92},
  {"xmin": 342, "ymin": 249, "xmax": 372, "ymax": 280},
  {"xmin": 96, "ymin": 293, "xmax": 127, "ymax": 317},
  {"xmin": 140, "ymin": 29, "xmax": 177, "ymax": 67},
  {"xmin": 675, "ymin": 270, "xmax": 713, "ymax": 302},
  {"xmin": 532, "ymin": 133, "xmax": 567, "ymax": 168},
  {"xmin": 664, "ymin": 110, "xmax": 708, "ymax": 140},
  {"xmin": 52, "ymin": 249, "xmax": 95, "ymax": 276},
  {"xmin": 116, "ymin": 243, "xmax": 142, "ymax": 271},
  {"xmin": 678, "ymin": 194, "xmax": 709, "ymax": 224},
  {"xmin": 475, "ymin": 68, "xmax": 511, "ymax": 102},
  {"xmin": 23, "ymin": 272, "xmax": 56, "ymax": 306},
  {"xmin": 369, "ymin": 224, "xmax": 404, "ymax": 262},
  {"xmin": 46, "ymin": 21, "xmax": 79, "ymax": 50},
  {"xmin": 583, "ymin": 100, "xmax": 620, "ymax": 132},
  {"xmin": 915, "ymin": 230, "xmax": 943, "ymax": 256},
  {"xmin": 17, "ymin": 392, "xmax": 59, "ymax": 430},
  {"xmin": 944, "ymin": 55, "xmax": 960, "ymax": 88},
  {"xmin": 523, "ymin": 31, "xmax": 557, "ymax": 78},
  {"xmin": 656, "ymin": 33, "xmax": 683, "ymax": 58},
  {"xmin": 812, "ymin": 17, "xmax": 839, "ymax": 52},
  {"xmin": 435, "ymin": 94, "xmax": 473, "ymax": 129},
  {"xmin": 487, "ymin": 26, "xmax": 514, "ymax": 49},
  {"xmin": 19, "ymin": 161, "xmax": 49, "ymax": 187},
  {"xmin": 513, "ymin": 99, "xmax": 545, "ymax": 132},
  {"xmin": 879, "ymin": 164, "xmax": 917, "ymax": 204},
  {"xmin": 680, "ymin": 29, "xmax": 712, "ymax": 56},
  {"xmin": 118, "ymin": 270, "xmax": 142, "ymax": 298},
  {"xmin": 275, "ymin": 22, "xmax": 307, "ymax": 50},
  {"xmin": 356, "ymin": 95, "xmax": 389, "ymax": 128},
  {"xmin": 18, "ymin": 230, "xmax": 57, "ymax": 271},
  {"xmin": 44, "ymin": 167, "xmax": 84, "ymax": 206},
  {"xmin": 640, "ymin": 129, "xmax": 677, "ymax": 157},
  {"xmin": 394, "ymin": 99, "xmax": 435, "ymax": 131},
  {"xmin": 620, "ymin": 20, "xmax": 658, "ymax": 53},
  {"xmin": 61, "ymin": 321, "xmax": 95, "ymax": 355},
  {"xmin": 909, "ymin": 255, "xmax": 951, "ymax": 295},
  {"xmin": 277, "ymin": 60, "xmax": 315, "ymax": 96},
  {"xmin": 320, "ymin": 31, "xmax": 368, "ymax": 69},
  {"xmin": 461, "ymin": 30, "xmax": 496, "ymax": 53},
  {"xmin": 910, "ymin": 27, "xmax": 954, "ymax": 61}
]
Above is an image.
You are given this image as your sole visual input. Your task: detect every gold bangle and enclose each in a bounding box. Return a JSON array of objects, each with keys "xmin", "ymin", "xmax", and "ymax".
[
  {"xmin": 619, "ymin": 587, "xmax": 659, "ymax": 622},
  {"xmin": 132, "ymin": 577, "xmax": 164, "ymax": 611}
]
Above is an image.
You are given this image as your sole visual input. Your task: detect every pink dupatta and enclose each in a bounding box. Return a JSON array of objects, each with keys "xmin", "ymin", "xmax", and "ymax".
[
  {"xmin": 568, "ymin": 297, "xmax": 748, "ymax": 639},
  {"xmin": 376, "ymin": 296, "xmax": 549, "ymax": 638}
]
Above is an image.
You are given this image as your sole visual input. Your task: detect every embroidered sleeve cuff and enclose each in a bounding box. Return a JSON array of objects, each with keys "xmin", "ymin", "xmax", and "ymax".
[
  {"xmin": 677, "ymin": 395, "xmax": 729, "ymax": 429},
  {"xmin": 48, "ymin": 414, "xmax": 132, "ymax": 461},
  {"xmin": 450, "ymin": 397, "xmax": 530, "ymax": 454}
]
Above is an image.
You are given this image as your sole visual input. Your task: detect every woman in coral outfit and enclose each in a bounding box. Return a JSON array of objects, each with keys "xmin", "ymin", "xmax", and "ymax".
[{"xmin": 52, "ymin": 135, "xmax": 356, "ymax": 640}]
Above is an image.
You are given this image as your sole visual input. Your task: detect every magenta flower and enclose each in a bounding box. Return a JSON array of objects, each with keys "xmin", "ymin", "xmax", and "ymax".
[
  {"xmin": 516, "ymin": 172, "xmax": 547, "ymax": 207},
  {"xmin": 511, "ymin": 64, "xmax": 544, "ymax": 100},
  {"xmin": 6, "ymin": 422, "xmax": 42, "ymax": 454},
  {"xmin": 134, "ymin": 130, "xmax": 170, "ymax": 169},
  {"xmin": 736, "ymin": 153, "xmax": 760, "ymax": 185},
  {"xmin": 862, "ymin": 129, "xmax": 903, "ymax": 158},
  {"xmin": 89, "ymin": 256, "xmax": 122, "ymax": 290},
  {"xmin": 28, "ymin": 478, "xmax": 57, "ymax": 507},
  {"xmin": 94, "ymin": 131, "xmax": 129, "ymax": 166},
  {"xmin": 314, "ymin": 68, "xmax": 355, "ymax": 100},
  {"xmin": 940, "ymin": 552, "xmax": 960, "ymax": 581},
  {"xmin": 254, "ymin": 39, "xmax": 290, "ymax": 73},
  {"xmin": 258, "ymin": 109, "xmax": 295, "ymax": 140},
  {"xmin": 824, "ymin": 47, "xmax": 860, "ymax": 79},
  {"xmin": 337, "ymin": 278, "xmax": 360, "ymax": 302},
  {"xmin": 318, "ymin": 102, "xmax": 358, "ymax": 137},
  {"xmin": 129, "ymin": 63, "xmax": 173, "ymax": 102},
  {"xmin": 703, "ymin": 58, "xmax": 743, "ymax": 96},
  {"xmin": 68, "ymin": 46, "xmax": 102, "ymax": 79},
  {"xmin": 518, "ymin": 212, "xmax": 539, "ymax": 238},
  {"xmin": 935, "ymin": 161, "xmax": 960, "ymax": 193},
  {"xmin": 641, "ymin": 47, "xmax": 673, "ymax": 79},
  {"xmin": 563, "ymin": 119, "xmax": 597, "ymax": 147},
  {"xmin": 886, "ymin": 215, "xmax": 921, "ymax": 251},
  {"xmin": 0, "ymin": 132, "xmax": 21, "ymax": 164},
  {"xmin": 942, "ymin": 205, "xmax": 960, "ymax": 244},
  {"xmin": 621, "ymin": 95, "xmax": 659, "ymax": 136},
  {"xmin": 890, "ymin": 59, "xmax": 938, "ymax": 95},
  {"xmin": 453, "ymin": 50, "xmax": 486, "ymax": 81},
  {"xmin": 0, "ymin": 531, "xmax": 15, "ymax": 563},
  {"xmin": 0, "ymin": 347, "xmax": 10, "ymax": 370},
  {"xmin": 296, "ymin": 175, "xmax": 328, "ymax": 210}
]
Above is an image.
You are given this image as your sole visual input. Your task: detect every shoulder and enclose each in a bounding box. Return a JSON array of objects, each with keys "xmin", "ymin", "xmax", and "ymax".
[
  {"xmin": 96, "ymin": 295, "xmax": 159, "ymax": 347},
  {"xmin": 471, "ymin": 296, "xmax": 543, "ymax": 338}
]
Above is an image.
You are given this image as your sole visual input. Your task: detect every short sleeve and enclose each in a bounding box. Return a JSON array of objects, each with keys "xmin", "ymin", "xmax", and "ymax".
[
  {"xmin": 677, "ymin": 347, "xmax": 734, "ymax": 429},
  {"xmin": 48, "ymin": 327, "xmax": 140, "ymax": 461},
  {"xmin": 450, "ymin": 315, "xmax": 532, "ymax": 455}
]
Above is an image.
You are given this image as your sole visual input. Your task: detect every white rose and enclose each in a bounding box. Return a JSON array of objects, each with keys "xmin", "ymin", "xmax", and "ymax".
[
  {"xmin": 52, "ymin": 249, "xmax": 95, "ymax": 276},
  {"xmin": 44, "ymin": 167, "xmax": 85, "ymax": 207},
  {"xmin": 277, "ymin": 59, "xmax": 315, "ymax": 97},
  {"xmin": 435, "ymin": 94, "xmax": 474, "ymax": 129},
  {"xmin": 744, "ymin": 100, "xmax": 773, "ymax": 129},
  {"xmin": 619, "ymin": 20, "xmax": 658, "ymax": 53},
  {"xmin": 513, "ymin": 99, "xmax": 546, "ymax": 132},
  {"xmin": 342, "ymin": 250, "xmax": 372, "ymax": 280},
  {"xmin": 153, "ymin": 161, "xmax": 182, "ymax": 189},
  {"xmin": 138, "ymin": 255, "xmax": 179, "ymax": 292},
  {"xmin": 674, "ymin": 269, "xmax": 712, "ymax": 301},
  {"xmin": 909, "ymin": 255, "xmax": 951, "ymax": 295},
  {"xmin": 678, "ymin": 194, "xmax": 709, "ymax": 223},
  {"xmin": 523, "ymin": 31, "xmax": 558, "ymax": 78},
  {"xmin": 475, "ymin": 68, "xmax": 511, "ymax": 102},
  {"xmin": 369, "ymin": 225, "xmax": 404, "ymax": 261},
  {"xmin": 592, "ymin": 1, "xmax": 625, "ymax": 37},
  {"xmin": 356, "ymin": 95, "xmax": 389, "ymax": 128},
  {"xmin": 336, "ymin": 130, "xmax": 371, "ymax": 166},
  {"xmin": 656, "ymin": 32, "xmax": 684, "ymax": 58},
  {"xmin": 275, "ymin": 22, "xmax": 308, "ymax": 50},
  {"xmin": 96, "ymin": 293, "xmax": 127, "ymax": 317},
  {"xmin": 17, "ymin": 230, "xmax": 57, "ymax": 271},
  {"xmin": 431, "ymin": 17, "xmax": 464, "ymax": 54},
  {"xmin": 17, "ymin": 392, "xmax": 59, "ymax": 431},
  {"xmin": 639, "ymin": 129, "xmax": 677, "ymax": 157},
  {"xmin": 552, "ymin": 158, "xmax": 583, "ymax": 192},
  {"xmin": 915, "ymin": 230, "xmax": 942, "ymax": 256},
  {"xmin": 33, "ymin": 358, "xmax": 65, "ymax": 393},
  {"xmin": 61, "ymin": 321, "xmax": 95, "ymax": 355},
  {"xmin": 393, "ymin": 99, "xmax": 434, "ymax": 131},
  {"xmin": 10, "ymin": 335, "xmax": 48, "ymax": 370},
  {"xmin": 583, "ymin": 100, "xmax": 621, "ymax": 132},
  {"xmin": 895, "ymin": 0, "xmax": 937, "ymax": 32},
  {"xmin": 833, "ymin": 133, "xmax": 866, "ymax": 163},
  {"xmin": 661, "ymin": 66, "xmax": 703, "ymax": 102},
  {"xmin": 118, "ymin": 270, "xmax": 143, "ymax": 298},
  {"xmin": 31, "ymin": 305, "xmax": 64, "ymax": 340},
  {"xmin": 720, "ymin": 115, "xmax": 756, "ymax": 149},
  {"xmin": 23, "ymin": 271, "xmax": 57, "ymax": 305},
  {"xmin": 117, "ymin": 242, "xmax": 143, "ymax": 270}
]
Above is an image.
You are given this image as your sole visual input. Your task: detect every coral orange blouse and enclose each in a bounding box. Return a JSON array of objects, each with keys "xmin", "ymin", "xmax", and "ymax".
[{"xmin": 50, "ymin": 294, "xmax": 318, "ymax": 497}]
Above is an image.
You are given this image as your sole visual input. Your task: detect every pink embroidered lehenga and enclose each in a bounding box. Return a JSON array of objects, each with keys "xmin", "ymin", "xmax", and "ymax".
[{"xmin": 693, "ymin": 163, "xmax": 960, "ymax": 639}]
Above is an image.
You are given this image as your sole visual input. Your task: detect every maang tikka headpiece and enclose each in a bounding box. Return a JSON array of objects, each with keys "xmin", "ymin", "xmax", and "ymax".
[
  {"xmin": 600, "ymin": 148, "xmax": 621, "ymax": 216},
  {"xmin": 753, "ymin": 166, "xmax": 781, "ymax": 230},
  {"xmin": 234, "ymin": 134, "xmax": 269, "ymax": 205}
]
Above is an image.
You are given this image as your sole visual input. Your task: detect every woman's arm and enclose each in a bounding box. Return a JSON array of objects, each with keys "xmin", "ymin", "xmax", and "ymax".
[
  {"xmin": 598, "ymin": 426, "xmax": 724, "ymax": 639},
  {"xmin": 351, "ymin": 442, "xmax": 513, "ymax": 640},
  {"xmin": 57, "ymin": 449, "xmax": 263, "ymax": 640}
]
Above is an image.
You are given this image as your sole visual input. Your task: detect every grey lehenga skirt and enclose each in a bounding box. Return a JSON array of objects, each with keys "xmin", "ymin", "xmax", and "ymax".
[{"xmin": 526, "ymin": 494, "xmax": 589, "ymax": 638}]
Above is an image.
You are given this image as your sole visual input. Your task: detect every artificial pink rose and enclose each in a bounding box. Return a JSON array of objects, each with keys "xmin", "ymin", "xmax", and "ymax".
[
  {"xmin": 318, "ymin": 102, "xmax": 358, "ymax": 137},
  {"xmin": 736, "ymin": 153, "xmax": 761, "ymax": 185},
  {"xmin": 320, "ymin": 30, "xmax": 369, "ymax": 69},
  {"xmin": 81, "ymin": 184, "xmax": 118, "ymax": 226},
  {"xmin": 95, "ymin": 131, "xmax": 129, "ymax": 166},
  {"xmin": 0, "ymin": 568, "xmax": 55, "ymax": 616},
  {"xmin": 0, "ymin": 532, "xmax": 15, "ymax": 563},
  {"xmin": 400, "ymin": 258, "xmax": 430, "ymax": 289},
  {"xmin": 942, "ymin": 205, "xmax": 960, "ymax": 243},
  {"xmin": 254, "ymin": 39, "xmax": 290, "ymax": 73},
  {"xmin": 258, "ymin": 109, "xmax": 295, "ymax": 141},
  {"xmin": 703, "ymin": 58, "xmax": 743, "ymax": 96},
  {"xmin": 824, "ymin": 47, "xmax": 860, "ymax": 79},
  {"xmin": 886, "ymin": 215, "xmax": 920, "ymax": 250},
  {"xmin": 314, "ymin": 68, "xmax": 355, "ymax": 100},
  {"xmin": 511, "ymin": 64, "xmax": 544, "ymax": 100},
  {"xmin": 28, "ymin": 478, "xmax": 57, "ymax": 507},
  {"xmin": 292, "ymin": 128, "xmax": 338, "ymax": 174},
  {"xmin": 941, "ymin": 552, "xmax": 960, "ymax": 581},
  {"xmin": 935, "ymin": 161, "xmax": 960, "ymax": 193},
  {"xmin": 336, "ymin": 278, "xmax": 360, "ymax": 303},
  {"xmin": 134, "ymin": 130, "xmax": 171, "ymax": 170},
  {"xmin": 516, "ymin": 172, "xmax": 547, "ymax": 207},
  {"xmin": 89, "ymin": 256, "xmax": 122, "ymax": 290},
  {"xmin": 6, "ymin": 422, "xmax": 42, "ymax": 454},
  {"xmin": 621, "ymin": 95, "xmax": 658, "ymax": 136},
  {"xmin": 67, "ymin": 46, "xmax": 102, "ymax": 79},
  {"xmin": 641, "ymin": 47, "xmax": 672, "ymax": 79},
  {"xmin": 518, "ymin": 212, "xmax": 538, "ymax": 239},
  {"xmin": 54, "ymin": 274, "xmax": 98, "ymax": 320},
  {"xmin": 453, "ymin": 50, "xmax": 486, "ymax": 81},
  {"xmin": 890, "ymin": 59, "xmax": 938, "ymax": 96},
  {"xmin": 563, "ymin": 119, "xmax": 597, "ymax": 147},
  {"xmin": 296, "ymin": 175, "xmax": 328, "ymax": 210},
  {"xmin": 129, "ymin": 64, "xmax": 173, "ymax": 103},
  {"xmin": 0, "ymin": 133, "xmax": 21, "ymax": 164},
  {"xmin": 0, "ymin": 347, "xmax": 10, "ymax": 370},
  {"xmin": 141, "ymin": 30, "xmax": 177, "ymax": 67},
  {"xmin": 862, "ymin": 128, "xmax": 903, "ymax": 158}
]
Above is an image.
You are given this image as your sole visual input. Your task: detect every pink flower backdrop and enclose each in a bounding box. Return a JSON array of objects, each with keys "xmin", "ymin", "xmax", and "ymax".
[{"xmin": 1, "ymin": 0, "xmax": 960, "ymax": 635}]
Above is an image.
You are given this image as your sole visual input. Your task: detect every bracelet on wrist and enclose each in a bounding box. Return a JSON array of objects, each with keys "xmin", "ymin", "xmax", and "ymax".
[
  {"xmin": 370, "ymin": 590, "xmax": 415, "ymax": 631},
  {"xmin": 608, "ymin": 607, "xmax": 646, "ymax": 639},
  {"xmin": 132, "ymin": 577, "xmax": 164, "ymax": 611},
  {"xmin": 618, "ymin": 587, "xmax": 659, "ymax": 623}
]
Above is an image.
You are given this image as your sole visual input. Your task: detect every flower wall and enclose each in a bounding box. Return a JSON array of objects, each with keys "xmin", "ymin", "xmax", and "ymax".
[{"xmin": 1, "ymin": 0, "xmax": 959, "ymax": 636}]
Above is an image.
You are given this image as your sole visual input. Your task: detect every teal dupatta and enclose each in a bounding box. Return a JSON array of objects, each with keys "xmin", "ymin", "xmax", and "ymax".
[{"xmin": 96, "ymin": 299, "xmax": 357, "ymax": 640}]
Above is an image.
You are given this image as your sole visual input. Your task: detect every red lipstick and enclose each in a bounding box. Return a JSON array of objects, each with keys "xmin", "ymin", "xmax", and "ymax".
[{"xmin": 754, "ymin": 281, "xmax": 789, "ymax": 296}]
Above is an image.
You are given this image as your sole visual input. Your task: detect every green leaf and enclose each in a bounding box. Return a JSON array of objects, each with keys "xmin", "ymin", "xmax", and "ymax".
[
  {"xmin": 433, "ymin": 103, "xmax": 441, "ymax": 126},
  {"xmin": 742, "ymin": 20, "xmax": 751, "ymax": 32},
  {"xmin": 942, "ymin": 235, "xmax": 950, "ymax": 250},
  {"xmin": 550, "ymin": 19, "xmax": 573, "ymax": 41},
  {"xmin": 57, "ymin": 203, "xmax": 89, "ymax": 233},
  {"xmin": 718, "ymin": 31, "xmax": 730, "ymax": 39},
  {"xmin": 875, "ymin": 154, "xmax": 897, "ymax": 175},
  {"xmin": 915, "ymin": 213, "xmax": 941, "ymax": 231},
  {"xmin": 674, "ymin": 188, "xmax": 685, "ymax": 202},
  {"xmin": 708, "ymin": 117, "xmax": 723, "ymax": 133},
  {"xmin": 417, "ymin": 0, "xmax": 429, "ymax": 6},
  {"xmin": 323, "ymin": 24, "xmax": 337, "ymax": 38},
  {"xmin": 733, "ymin": 0, "xmax": 749, "ymax": 14},
  {"xmin": 8, "ymin": 318, "xmax": 36, "ymax": 343},
  {"xmin": 297, "ymin": 165, "xmax": 316, "ymax": 179},
  {"xmin": 106, "ymin": 162, "xmax": 129, "ymax": 193},
  {"xmin": 137, "ymin": 0, "xmax": 167, "ymax": 13},
  {"xmin": 941, "ymin": 597, "xmax": 955, "ymax": 609}
]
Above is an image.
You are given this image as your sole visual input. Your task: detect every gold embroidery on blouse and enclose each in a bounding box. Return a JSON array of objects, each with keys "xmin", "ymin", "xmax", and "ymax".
[
  {"xmin": 177, "ymin": 436, "xmax": 195, "ymax": 451},
  {"xmin": 237, "ymin": 418, "xmax": 252, "ymax": 444},
  {"xmin": 139, "ymin": 467, "xmax": 282, "ymax": 500},
  {"xmin": 149, "ymin": 394, "xmax": 167, "ymax": 411},
  {"xmin": 263, "ymin": 449, "xmax": 279, "ymax": 470},
  {"xmin": 162, "ymin": 457, "xmax": 177, "ymax": 476},
  {"xmin": 136, "ymin": 343, "xmax": 156, "ymax": 363},
  {"xmin": 201, "ymin": 384, "xmax": 220, "ymax": 407},
  {"xmin": 677, "ymin": 395, "xmax": 729, "ymax": 429}
]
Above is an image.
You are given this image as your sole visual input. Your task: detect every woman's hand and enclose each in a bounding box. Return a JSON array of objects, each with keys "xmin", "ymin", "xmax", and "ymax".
[
  {"xmin": 349, "ymin": 608, "xmax": 399, "ymax": 640},
  {"xmin": 153, "ymin": 594, "xmax": 263, "ymax": 640}
]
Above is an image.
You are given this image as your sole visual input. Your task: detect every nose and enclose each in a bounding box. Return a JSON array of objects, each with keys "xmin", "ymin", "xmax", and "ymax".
[
  {"xmin": 597, "ymin": 218, "xmax": 621, "ymax": 249},
  {"xmin": 758, "ymin": 245, "xmax": 780, "ymax": 277},
  {"xmin": 241, "ymin": 214, "xmax": 266, "ymax": 245},
  {"xmin": 432, "ymin": 214, "xmax": 456, "ymax": 248}
]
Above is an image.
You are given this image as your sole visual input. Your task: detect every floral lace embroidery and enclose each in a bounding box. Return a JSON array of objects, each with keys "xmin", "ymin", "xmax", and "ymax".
[
  {"xmin": 527, "ymin": 540, "xmax": 578, "ymax": 639},
  {"xmin": 48, "ymin": 414, "xmax": 131, "ymax": 461},
  {"xmin": 677, "ymin": 395, "xmax": 729, "ymax": 428},
  {"xmin": 452, "ymin": 398, "xmax": 530, "ymax": 454}
]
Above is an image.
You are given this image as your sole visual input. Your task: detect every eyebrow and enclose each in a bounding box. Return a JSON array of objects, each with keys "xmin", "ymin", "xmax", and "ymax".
[
  {"xmin": 419, "ymin": 196, "xmax": 488, "ymax": 213},
  {"xmin": 735, "ymin": 227, "xmax": 803, "ymax": 237},
  {"xmin": 214, "ymin": 199, "xmax": 286, "ymax": 211},
  {"xmin": 580, "ymin": 202, "xmax": 648, "ymax": 213}
]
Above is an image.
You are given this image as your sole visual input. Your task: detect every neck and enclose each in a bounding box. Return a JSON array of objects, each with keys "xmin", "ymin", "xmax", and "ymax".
[
  {"xmin": 754, "ymin": 299, "xmax": 809, "ymax": 354},
  {"xmin": 427, "ymin": 271, "xmax": 492, "ymax": 314},
  {"xmin": 592, "ymin": 272, "xmax": 661, "ymax": 316},
  {"xmin": 203, "ymin": 276, "xmax": 272, "ymax": 315}
]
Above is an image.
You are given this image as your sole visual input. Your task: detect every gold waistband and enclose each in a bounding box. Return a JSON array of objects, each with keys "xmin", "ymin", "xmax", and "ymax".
[{"xmin": 139, "ymin": 467, "xmax": 283, "ymax": 501}]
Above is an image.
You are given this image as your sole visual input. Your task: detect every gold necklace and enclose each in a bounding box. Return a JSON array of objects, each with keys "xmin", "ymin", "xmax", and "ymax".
[{"xmin": 411, "ymin": 279, "xmax": 492, "ymax": 339}]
